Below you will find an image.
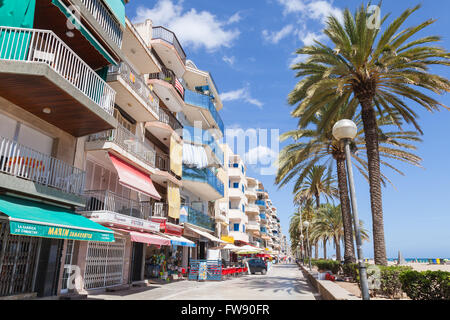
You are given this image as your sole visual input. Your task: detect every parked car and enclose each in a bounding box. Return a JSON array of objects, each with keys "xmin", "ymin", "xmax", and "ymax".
[{"xmin": 247, "ymin": 258, "xmax": 267, "ymax": 275}]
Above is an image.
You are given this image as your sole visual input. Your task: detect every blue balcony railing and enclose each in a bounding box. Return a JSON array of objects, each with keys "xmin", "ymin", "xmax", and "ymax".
[
  {"xmin": 259, "ymin": 214, "xmax": 266, "ymax": 220},
  {"xmin": 181, "ymin": 206, "xmax": 215, "ymax": 232},
  {"xmin": 260, "ymin": 227, "xmax": 267, "ymax": 234},
  {"xmin": 182, "ymin": 165, "xmax": 224, "ymax": 197},
  {"xmin": 256, "ymin": 200, "xmax": 266, "ymax": 207},
  {"xmin": 184, "ymin": 90, "xmax": 224, "ymax": 135}
]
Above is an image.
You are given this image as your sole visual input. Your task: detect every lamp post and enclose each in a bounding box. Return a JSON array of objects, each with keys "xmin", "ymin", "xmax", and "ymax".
[
  {"xmin": 299, "ymin": 207, "xmax": 305, "ymax": 264},
  {"xmin": 332, "ymin": 119, "xmax": 370, "ymax": 301},
  {"xmin": 303, "ymin": 221, "xmax": 312, "ymax": 271}
]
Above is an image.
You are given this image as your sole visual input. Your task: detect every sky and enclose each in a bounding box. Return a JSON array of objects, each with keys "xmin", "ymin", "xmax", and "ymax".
[{"xmin": 125, "ymin": 0, "xmax": 450, "ymax": 259}]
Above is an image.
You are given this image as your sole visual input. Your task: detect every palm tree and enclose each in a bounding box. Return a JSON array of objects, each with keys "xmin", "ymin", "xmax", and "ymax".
[
  {"xmin": 293, "ymin": 165, "xmax": 338, "ymax": 208},
  {"xmin": 311, "ymin": 204, "xmax": 344, "ymax": 261},
  {"xmin": 288, "ymin": 4, "xmax": 450, "ymax": 264},
  {"xmin": 277, "ymin": 112, "xmax": 422, "ymax": 264}
]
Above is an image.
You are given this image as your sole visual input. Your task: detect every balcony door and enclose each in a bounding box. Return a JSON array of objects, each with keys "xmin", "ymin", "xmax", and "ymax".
[{"xmin": 0, "ymin": 112, "xmax": 53, "ymax": 156}]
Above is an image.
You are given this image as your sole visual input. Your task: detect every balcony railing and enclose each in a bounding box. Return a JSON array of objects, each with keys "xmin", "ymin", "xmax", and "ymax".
[
  {"xmin": 182, "ymin": 165, "xmax": 224, "ymax": 197},
  {"xmin": 185, "ymin": 206, "xmax": 215, "ymax": 232},
  {"xmin": 152, "ymin": 26, "xmax": 186, "ymax": 64},
  {"xmin": 158, "ymin": 108, "xmax": 183, "ymax": 132},
  {"xmin": 79, "ymin": 0, "xmax": 123, "ymax": 48},
  {"xmin": 255, "ymin": 200, "xmax": 266, "ymax": 207},
  {"xmin": 81, "ymin": 190, "xmax": 152, "ymax": 220},
  {"xmin": 260, "ymin": 227, "xmax": 267, "ymax": 234},
  {"xmin": 108, "ymin": 61, "xmax": 159, "ymax": 115},
  {"xmin": 88, "ymin": 123, "xmax": 156, "ymax": 167},
  {"xmin": 0, "ymin": 27, "xmax": 115, "ymax": 115},
  {"xmin": 0, "ymin": 136, "xmax": 85, "ymax": 195},
  {"xmin": 155, "ymin": 153, "xmax": 169, "ymax": 171},
  {"xmin": 153, "ymin": 202, "xmax": 168, "ymax": 218},
  {"xmin": 184, "ymin": 90, "xmax": 224, "ymax": 135},
  {"xmin": 148, "ymin": 65, "xmax": 184, "ymax": 99},
  {"xmin": 259, "ymin": 214, "xmax": 266, "ymax": 220}
]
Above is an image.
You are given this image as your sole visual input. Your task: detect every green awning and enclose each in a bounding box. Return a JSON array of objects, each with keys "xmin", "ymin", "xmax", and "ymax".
[
  {"xmin": 0, "ymin": 195, "xmax": 115, "ymax": 242},
  {"xmin": 52, "ymin": 0, "xmax": 118, "ymax": 66}
]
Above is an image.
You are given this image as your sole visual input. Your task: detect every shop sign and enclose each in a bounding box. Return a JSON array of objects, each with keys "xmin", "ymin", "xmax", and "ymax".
[
  {"xmin": 10, "ymin": 221, "xmax": 115, "ymax": 242},
  {"xmin": 88, "ymin": 211, "xmax": 160, "ymax": 233}
]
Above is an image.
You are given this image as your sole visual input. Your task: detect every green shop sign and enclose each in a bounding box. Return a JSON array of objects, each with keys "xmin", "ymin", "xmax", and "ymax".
[{"xmin": 10, "ymin": 221, "xmax": 115, "ymax": 242}]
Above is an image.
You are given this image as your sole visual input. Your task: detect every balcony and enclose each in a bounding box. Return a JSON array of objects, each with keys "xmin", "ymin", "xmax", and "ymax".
[
  {"xmin": 184, "ymin": 90, "xmax": 224, "ymax": 136},
  {"xmin": 0, "ymin": 135, "xmax": 85, "ymax": 202},
  {"xmin": 182, "ymin": 165, "xmax": 224, "ymax": 201},
  {"xmin": 148, "ymin": 66, "xmax": 185, "ymax": 112},
  {"xmin": 151, "ymin": 26, "xmax": 186, "ymax": 77},
  {"xmin": 153, "ymin": 202, "xmax": 169, "ymax": 218},
  {"xmin": 182, "ymin": 206, "xmax": 215, "ymax": 232},
  {"xmin": 146, "ymin": 108, "xmax": 183, "ymax": 147},
  {"xmin": 228, "ymin": 209, "xmax": 247, "ymax": 223},
  {"xmin": 79, "ymin": 0, "xmax": 123, "ymax": 49},
  {"xmin": 80, "ymin": 190, "xmax": 161, "ymax": 232},
  {"xmin": 86, "ymin": 124, "xmax": 156, "ymax": 171},
  {"xmin": 183, "ymin": 125, "xmax": 224, "ymax": 167},
  {"xmin": 247, "ymin": 221, "xmax": 260, "ymax": 231},
  {"xmin": 107, "ymin": 61, "xmax": 159, "ymax": 121},
  {"xmin": 245, "ymin": 204, "xmax": 260, "ymax": 215},
  {"xmin": 151, "ymin": 153, "xmax": 181, "ymax": 186},
  {"xmin": 245, "ymin": 188, "xmax": 257, "ymax": 200},
  {"xmin": 228, "ymin": 187, "xmax": 244, "ymax": 199},
  {"xmin": 228, "ymin": 165, "xmax": 244, "ymax": 179},
  {"xmin": 0, "ymin": 27, "xmax": 116, "ymax": 137}
]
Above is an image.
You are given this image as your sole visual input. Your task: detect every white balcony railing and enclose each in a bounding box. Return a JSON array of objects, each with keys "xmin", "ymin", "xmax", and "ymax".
[
  {"xmin": 0, "ymin": 27, "xmax": 115, "ymax": 115},
  {"xmin": 0, "ymin": 135, "xmax": 86, "ymax": 195},
  {"xmin": 79, "ymin": 0, "xmax": 123, "ymax": 48}
]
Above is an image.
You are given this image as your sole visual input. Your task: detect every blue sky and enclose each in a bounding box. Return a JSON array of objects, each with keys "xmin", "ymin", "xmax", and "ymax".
[{"xmin": 126, "ymin": 0, "xmax": 450, "ymax": 258}]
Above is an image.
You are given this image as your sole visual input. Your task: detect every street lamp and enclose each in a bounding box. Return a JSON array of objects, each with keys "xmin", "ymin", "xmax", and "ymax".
[
  {"xmin": 303, "ymin": 220, "xmax": 312, "ymax": 271},
  {"xmin": 300, "ymin": 234, "xmax": 305, "ymax": 263},
  {"xmin": 332, "ymin": 119, "xmax": 370, "ymax": 301}
]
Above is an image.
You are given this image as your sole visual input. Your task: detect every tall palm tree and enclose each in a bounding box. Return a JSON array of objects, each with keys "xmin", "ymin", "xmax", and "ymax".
[
  {"xmin": 277, "ymin": 112, "xmax": 422, "ymax": 264},
  {"xmin": 288, "ymin": 4, "xmax": 450, "ymax": 264}
]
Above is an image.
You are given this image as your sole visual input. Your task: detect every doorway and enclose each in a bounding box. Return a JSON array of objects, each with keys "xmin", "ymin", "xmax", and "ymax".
[{"xmin": 131, "ymin": 242, "xmax": 143, "ymax": 282}]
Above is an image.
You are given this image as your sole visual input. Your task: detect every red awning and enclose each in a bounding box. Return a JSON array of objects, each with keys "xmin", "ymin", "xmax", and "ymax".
[
  {"xmin": 115, "ymin": 228, "xmax": 170, "ymax": 246},
  {"xmin": 109, "ymin": 153, "xmax": 161, "ymax": 200}
]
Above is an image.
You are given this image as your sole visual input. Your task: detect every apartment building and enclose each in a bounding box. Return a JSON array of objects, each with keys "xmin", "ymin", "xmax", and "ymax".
[
  {"xmin": 0, "ymin": 0, "xmax": 131, "ymax": 298},
  {"xmin": 177, "ymin": 58, "xmax": 226, "ymax": 259}
]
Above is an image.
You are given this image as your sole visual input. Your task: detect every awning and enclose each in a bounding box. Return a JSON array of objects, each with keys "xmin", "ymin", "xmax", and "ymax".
[
  {"xmin": 0, "ymin": 195, "xmax": 114, "ymax": 242},
  {"xmin": 182, "ymin": 143, "xmax": 208, "ymax": 168},
  {"xmin": 114, "ymin": 228, "xmax": 170, "ymax": 246},
  {"xmin": 52, "ymin": 0, "xmax": 118, "ymax": 65},
  {"xmin": 164, "ymin": 234, "xmax": 196, "ymax": 247},
  {"xmin": 109, "ymin": 153, "xmax": 161, "ymax": 200},
  {"xmin": 185, "ymin": 224, "xmax": 227, "ymax": 244}
]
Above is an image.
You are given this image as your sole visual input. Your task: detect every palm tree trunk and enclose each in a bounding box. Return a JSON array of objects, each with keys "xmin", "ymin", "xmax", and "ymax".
[
  {"xmin": 359, "ymin": 99, "xmax": 388, "ymax": 266},
  {"xmin": 314, "ymin": 241, "xmax": 319, "ymax": 259},
  {"xmin": 334, "ymin": 236, "xmax": 341, "ymax": 262},
  {"xmin": 323, "ymin": 238, "xmax": 327, "ymax": 259},
  {"xmin": 336, "ymin": 157, "xmax": 356, "ymax": 264}
]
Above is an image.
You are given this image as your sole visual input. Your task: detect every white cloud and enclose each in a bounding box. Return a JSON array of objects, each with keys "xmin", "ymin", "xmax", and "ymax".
[
  {"xmin": 276, "ymin": 0, "xmax": 343, "ymax": 23},
  {"xmin": 262, "ymin": 24, "xmax": 294, "ymax": 44},
  {"xmin": 288, "ymin": 53, "xmax": 307, "ymax": 67},
  {"xmin": 227, "ymin": 12, "xmax": 242, "ymax": 24},
  {"xmin": 133, "ymin": 0, "xmax": 240, "ymax": 51},
  {"xmin": 245, "ymin": 146, "xmax": 278, "ymax": 165},
  {"xmin": 222, "ymin": 55, "xmax": 235, "ymax": 66},
  {"xmin": 220, "ymin": 86, "xmax": 263, "ymax": 108},
  {"xmin": 297, "ymin": 30, "xmax": 327, "ymax": 46}
]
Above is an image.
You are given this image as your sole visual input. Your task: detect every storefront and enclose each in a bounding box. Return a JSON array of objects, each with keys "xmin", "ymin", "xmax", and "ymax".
[{"xmin": 0, "ymin": 195, "xmax": 114, "ymax": 298}]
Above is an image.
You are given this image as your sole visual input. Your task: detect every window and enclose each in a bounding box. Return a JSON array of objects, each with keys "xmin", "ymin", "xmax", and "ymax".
[
  {"xmin": 243, "ymin": 225, "xmax": 245, "ymax": 233},
  {"xmin": 242, "ymin": 205, "xmax": 245, "ymax": 212},
  {"xmin": 233, "ymin": 163, "xmax": 238, "ymax": 168},
  {"xmin": 233, "ymin": 182, "xmax": 239, "ymax": 188},
  {"xmin": 233, "ymin": 224, "xmax": 239, "ymax": 232}
]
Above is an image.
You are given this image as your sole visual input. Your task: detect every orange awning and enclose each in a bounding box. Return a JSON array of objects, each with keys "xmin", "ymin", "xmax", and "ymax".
[{"xmin": 109, "ymin": 153, "xmax": 161, "ymax": 200}]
